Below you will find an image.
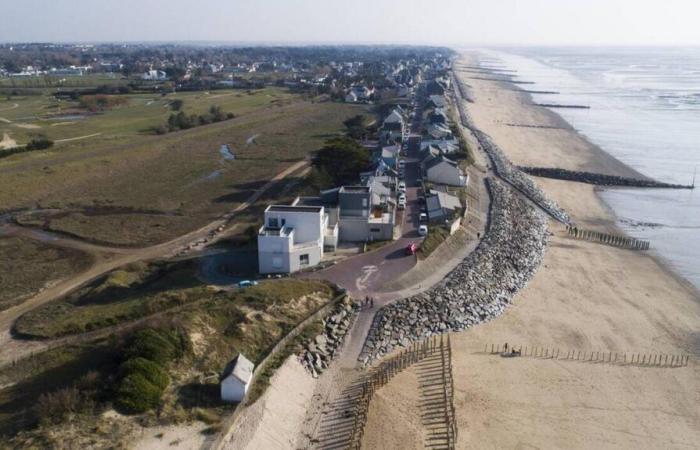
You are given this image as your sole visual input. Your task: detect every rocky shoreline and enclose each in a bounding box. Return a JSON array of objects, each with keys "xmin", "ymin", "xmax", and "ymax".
[
  {"xmin": 453, "ymin": 86, "xmax": 570, "ymax": 224},
  {"xmin": 519, "ymin": 166, "xmax": 694, "ymax": 189},
  {"xmin": 299, "ymin": 297, "xmax": 357, "ymax": 377},
  {"xmin": 361, "ymin": 179, "xmax": 548, "ymax": 362}
]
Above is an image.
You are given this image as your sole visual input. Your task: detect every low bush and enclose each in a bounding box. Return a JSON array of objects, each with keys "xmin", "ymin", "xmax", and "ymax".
[
  {"xmin": 123, "ymin": 327, "xmax": 187, "ymax": 365},
  {"xmin": 114, "ymin": 372, "xmax": 164, "ymax": 413},
  {"xmin": 119, "ymin": 357, "xmax": 169, "ymax": 390}
]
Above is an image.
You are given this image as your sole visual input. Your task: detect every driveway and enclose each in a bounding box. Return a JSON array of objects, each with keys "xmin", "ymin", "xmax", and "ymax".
[{"xmin": 301, "ymin": 134, "xmax": 425, "ymax": 298}]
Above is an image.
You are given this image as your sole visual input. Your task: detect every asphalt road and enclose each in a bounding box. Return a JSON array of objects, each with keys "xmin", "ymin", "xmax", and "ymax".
[{"xmin": 303, "ymin": 134, "xmax": 425, "ymax": 298}]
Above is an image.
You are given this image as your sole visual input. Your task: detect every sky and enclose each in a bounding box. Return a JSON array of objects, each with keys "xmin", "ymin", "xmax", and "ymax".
[{"xmin": 2, "ymin": 0, "xmax": 700, "ymax": 46}]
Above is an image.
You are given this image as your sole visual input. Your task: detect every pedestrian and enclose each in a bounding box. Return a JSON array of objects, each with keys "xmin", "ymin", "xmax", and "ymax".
[{"xmin": 370, "ymin": 297, "xmax": 374, "ymax": 308}]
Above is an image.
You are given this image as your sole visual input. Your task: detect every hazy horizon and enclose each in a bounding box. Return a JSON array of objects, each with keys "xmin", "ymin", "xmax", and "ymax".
[{"xmin": 3, "ymin": 0, "xmax": 700, "ymax": 46}]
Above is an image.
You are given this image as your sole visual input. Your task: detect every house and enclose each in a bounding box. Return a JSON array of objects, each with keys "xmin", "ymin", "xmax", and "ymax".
[
  {"xmin": 426, "ymin": 190, "xmax": 462, "ymax": 223},
  {"xmin": 427, "ymin": 95, "xmax": 447, "ymax": 109},
  {"xmin": 429, "ymin": 108, "xmax": 448, "ymax": 125},
  {"xmin": 347, "ymin": 85, "xmax": 374, "ymax": 102},
  {"xmin": 426, "ymin": 79, "xmax": 446, "ymax": 95},
  {"xmin": 257, "ymin": 203, "xmax": 338, "ymax": 274},
  {"xmin": 381, "ymin": 108, "xmax": 406, "ymax": 144},
  {"xmin": 336, "ymin": 186, "xmax": 394, "ymax": 242},
  {"xmin": 423, "ymin": 155, "xmax": 468, "ymax": 186},
  {"xmin": 426, "ymin": 123, "xmax": 453, "ymax": 140},
  {"xmin": 142, "ymin": 70, "xmax": 167, "ymax": 81},
  {"xmin": 221, "ymin": 354, "xmax": 254, "ymax": 402},
  {"xmin": 379, "ymin": 144, "xmax": 400, "ymax": 169}
]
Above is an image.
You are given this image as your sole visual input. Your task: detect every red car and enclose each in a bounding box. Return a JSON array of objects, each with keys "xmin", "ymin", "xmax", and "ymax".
[{"xmin": 405, "ymin": 243, "xmax": 418, "ymax": 255}]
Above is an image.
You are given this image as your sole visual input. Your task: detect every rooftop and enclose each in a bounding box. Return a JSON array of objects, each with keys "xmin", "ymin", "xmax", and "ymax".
[{"xmin": 267, "ymin": 204, "xmax": 323, "ymax": 213}]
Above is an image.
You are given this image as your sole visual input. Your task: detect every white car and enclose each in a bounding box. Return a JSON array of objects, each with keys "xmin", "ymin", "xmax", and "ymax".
[
  {"xmin": 419, "ymin": 212, "xmax": 428, "ymax": 223},
  {"xmin": 398, "ymin": 181, "xmax": 406, "ymax": 193},
  {"xmin": 398, "ymin": 159, "xmax": 405, "ymax": 168},
  {"xmin": 418, "ymin": 225, "xmax": 428, "ymax": 236},
  {"xmin": 398, "ymin": 197, "xmax": 406, "ymax": 209},
  {"xmin": 398, "ymin": 193, "xmax": 406, "ymax": 203}
]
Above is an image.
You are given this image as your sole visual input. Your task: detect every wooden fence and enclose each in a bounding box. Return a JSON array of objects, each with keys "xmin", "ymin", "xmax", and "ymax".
[
  {"xmin": 348, "ymin": 334, "xmax": 457, "ymax": 450},
  {"xmin": 485, "ymin": 343, "xmax": 690, "ymax": 368},
  {"xmin": 566, "ymin": 225, "xmax": 650, "ymax": 250}
]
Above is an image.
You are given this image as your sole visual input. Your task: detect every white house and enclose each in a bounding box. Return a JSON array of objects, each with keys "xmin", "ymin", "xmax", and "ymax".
[
  {"xmin": 257, "ymin": 202, "xmax": 338, "ymax": 274},
  {"xmin": 423, "ymin": 156, "xmax": 468, "ymax": 187},
  {"xmin": 141, "ymin": 70, "xmax": 167, "ymax": 81},
  {"xmin": 221, "ymin": 354, "xmax": 254, "ymax": 402}
]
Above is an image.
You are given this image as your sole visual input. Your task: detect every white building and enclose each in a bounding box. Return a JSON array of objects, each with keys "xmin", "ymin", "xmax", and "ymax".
[
  {"xmin": 221, "ymin": 354, "xmax": 254, "ymax": 402},
  {"xmin": 258, "ymin": 202, "xmax": 338, "ymax": 274},
  {"xmin": 141, "ymin": 70, "xmax": 167, "ymax": 81}
]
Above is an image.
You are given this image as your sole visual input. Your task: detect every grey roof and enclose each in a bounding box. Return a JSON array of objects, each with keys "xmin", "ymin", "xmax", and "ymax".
[
  {"xmin": 222, "ymin": 354, "xmax": 254, "ymax": 384},
  {"xmin": 430, "ymin": 189, "xmax": 462, "ymax": 210},
  {"xmin": 424, "ymin": 155, "xmax": 459, "ymax": 171}
]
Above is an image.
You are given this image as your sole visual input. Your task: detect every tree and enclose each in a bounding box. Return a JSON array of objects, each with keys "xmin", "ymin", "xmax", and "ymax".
[
  {"xmin": 343, "ymin": 114, "xmax": 369, "ymax": 139},
  {"xmin": 313, "ymin": 137, "xmax": 370, "ymax": 185}
]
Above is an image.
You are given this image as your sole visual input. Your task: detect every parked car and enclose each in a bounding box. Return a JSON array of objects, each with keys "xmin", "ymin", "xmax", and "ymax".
[
  {"xmin": 419, "ymin": 212, "xmax": 428, "ymax": 223},
  {"xmin": 238, "ymin": 280, "xmax": 259, "ymax": 288},
  {"xmin": 398, "ymin": 159, "xmax": 405, "ymax": 168},
  {"xmin": 398, "ymin": 197, "xmax": 406, "ymax": 209},
  {"xmin": 398, "ymin": 181, "xmax": 406, "ymax": 193},
  {"xmin": 418, "ymin": 225, "xmax": 428, "ymax": 236},
  {"xmin": 398, "ymin": 193, "xmax": 406, "ymax": 203}
]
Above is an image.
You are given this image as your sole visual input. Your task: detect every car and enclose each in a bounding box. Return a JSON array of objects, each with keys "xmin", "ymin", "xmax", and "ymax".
[
  {"xmin": 398, "ymin": 159, "xmax": 405, "ymax": 168},
  {"xmin": 398, "ymin": 181, "xmax": 406, "ymax": 193},
  {"xmin": 238, "ymin": 280, "xmax": 259, "ymax": 288},
  {"xmin": 405, "ymin": 242, "xmax": 418, "ymax": 255},
  {"xmin": 398, "ymin": 193, "xmax": 406, "ymax": 203},
  {"xmin": 418, "ymin": 225, "xmax": 428, "ymax": 236},
  {"xmin": 419, "ymin": 212, "xmax": 428, "ymax": 223},
  {"xmin": 398, "ymin": 170, "xmax": 405, "ymax": 179},
  {"xmin": 398, "ymin": 197, "xmax": 406, "ymax": 209}
]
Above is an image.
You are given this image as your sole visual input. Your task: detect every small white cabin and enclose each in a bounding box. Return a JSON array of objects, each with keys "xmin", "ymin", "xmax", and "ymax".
[{"xmin": 221, "ymin": 354, "xmax": 254, "ymax": 402}]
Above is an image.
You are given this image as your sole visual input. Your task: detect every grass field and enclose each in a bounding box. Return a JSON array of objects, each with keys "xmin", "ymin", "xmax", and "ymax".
[
  {"xmin": 0, "ymin": 236, "xmax": 93, "ymax": 312},
  {"xmin": 0, "ymin": 93, "xmax": 369, "ymax": 246},
  {"xmin": 0, "ymin": 87, "xmax": 294, "ymax": 148}
]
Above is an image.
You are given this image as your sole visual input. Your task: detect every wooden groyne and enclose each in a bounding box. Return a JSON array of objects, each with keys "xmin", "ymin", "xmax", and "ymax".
[
  {"xmin": 519, "ymin": 166, "xmax": 694, "ymax": 189},
  {"xmin": 486, "ymin": 343, "xmax": 690, "ymax": 368},
  {"xmin": 567, "ymin": 225, "xmax": 650, "ymax": 250},
  {"xmin": 535, "ymin": 103, "xmax": 591, "ymax": 109},
  {"xmin": 505, "ymin": 123, "xmax": 567, "ymax": 130}
]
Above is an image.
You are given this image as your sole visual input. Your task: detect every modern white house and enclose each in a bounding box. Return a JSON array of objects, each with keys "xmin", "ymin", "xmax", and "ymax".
[
  {"xmin": 423, "ymin": 155, "xmax": 468, "ymax": 187},
  {"xmin": 257, "ymin": 203, "xmax": 338, "ymax": 274},
  {"xmin": 221, "ymin": 354, "xmax": 254, "ymax": 402}
]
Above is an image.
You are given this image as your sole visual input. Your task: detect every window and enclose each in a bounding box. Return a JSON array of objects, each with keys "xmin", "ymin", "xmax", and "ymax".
[
  {"xmin": 300, "ymin": 254, "xmax": 310, "ymax": 266},
  {"xmin": 370, "ymin": 228, "xmax": 381, "ymax": 233},
  {"xmin": 362, "ymin": 199, "xmax": 368, "ymax": 207},
  {"xmin": 268, "ymin": 217, "xmax": 279, "ymax": 228}
]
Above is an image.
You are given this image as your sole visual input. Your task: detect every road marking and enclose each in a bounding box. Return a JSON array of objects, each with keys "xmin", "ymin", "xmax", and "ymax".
[{"xmin": 355, "ymin": 264, "xmax": 378, "ymax": 292}]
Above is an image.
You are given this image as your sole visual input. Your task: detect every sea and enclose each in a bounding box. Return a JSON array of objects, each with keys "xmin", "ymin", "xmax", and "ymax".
[{"xmin": 482, "ymin": 47, "xmax": 700, "ymax": 290}]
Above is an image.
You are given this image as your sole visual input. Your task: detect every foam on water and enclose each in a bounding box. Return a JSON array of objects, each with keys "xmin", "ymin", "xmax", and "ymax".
[{"xmin": 483, "ymin": 47, "xmax": 700, "ymax": 289}]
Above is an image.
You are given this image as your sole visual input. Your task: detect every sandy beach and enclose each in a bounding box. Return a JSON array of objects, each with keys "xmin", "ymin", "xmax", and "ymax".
[{"xmin": 361, "ymin": 51, "xmax": 700, "ymax": 449}]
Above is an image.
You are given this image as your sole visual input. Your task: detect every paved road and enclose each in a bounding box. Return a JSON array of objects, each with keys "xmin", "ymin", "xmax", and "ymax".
[{"xmin": 302, "ymin": 134, "xmax": 424, "ymax": 298}]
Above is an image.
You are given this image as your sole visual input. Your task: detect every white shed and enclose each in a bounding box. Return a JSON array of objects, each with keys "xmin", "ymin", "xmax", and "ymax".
[{"xmin": 221, "ymin": 354, "xmax": 254, "ymax": 402}]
